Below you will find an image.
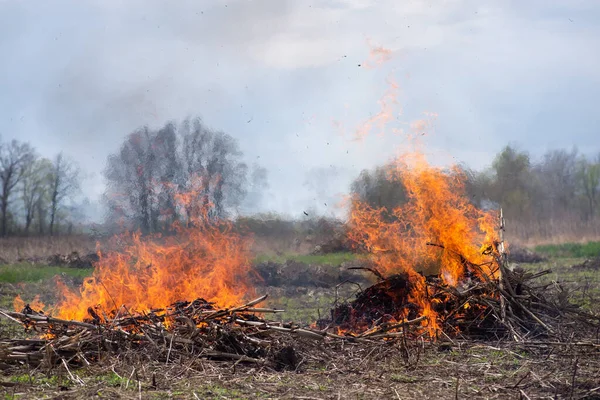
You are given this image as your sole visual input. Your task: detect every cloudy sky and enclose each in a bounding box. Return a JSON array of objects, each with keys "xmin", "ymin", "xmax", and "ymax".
[{"xmin": 1, "ymin": 0, "xmax": 599, "ymax": 220}]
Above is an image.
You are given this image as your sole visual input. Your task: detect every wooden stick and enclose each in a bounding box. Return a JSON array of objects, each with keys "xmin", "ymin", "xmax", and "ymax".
[
  {"xmin": 1, "ymin": 310, "xmax": 100, "ymax": 330},
  {"xmin": 358, "ymin": 316, "xmax": 427, "ymax": 338},
  {"xmin": 202, "ymin": 351, "xmax": 261, "ymax": 363},
  {"xmin": 498, "ymin": 208, "xmax": 508, "ymax": 324},
  {"xmin": 234, "ymin": 319, "xmax": 325, "ymax": 341}
]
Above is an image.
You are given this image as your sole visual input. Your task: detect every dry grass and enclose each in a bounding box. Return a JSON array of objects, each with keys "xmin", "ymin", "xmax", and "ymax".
[
  {"xmin": 1, "ymin": 340, "xmax": 598, "ymax": 399},
  {"xmin": 0, "ymin": 236, "xmax": 98, "ymax": 264},
  {"xmin": 250, "ymin": 235, "xmax": 317, "ymax": 258},
  {"xmin": 509, "ymin": 217, "xmax": 600, "ymax": 247}
]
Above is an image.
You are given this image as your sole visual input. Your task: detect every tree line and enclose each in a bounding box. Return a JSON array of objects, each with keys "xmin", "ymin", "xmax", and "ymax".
[
  {"xmin": 0, "ymin": 138, "xmax": 81, "ymax": 236},
  {"xmin": 6, "ymin": 110, "xmax": 596, "ymax": 243},
  {"xmin": 351, "ymin": 146, "xmax": 600, "ymax": 239}
]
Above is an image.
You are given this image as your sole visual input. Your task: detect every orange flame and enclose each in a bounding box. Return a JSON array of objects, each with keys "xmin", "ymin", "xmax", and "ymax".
[
  {"xmin": 354, "ymin": 76, "xmax": 400, "ymax": 141},
  {"xmin": 54, "ymin": 180, "xmax": 256, "ymax": 322},
  {"xmin": 13, "ymin": 295, "xmax": 45, "ymax": 313},
  {"xmin": 348, "ymin": 153, "xmax": 499, "ymax": 335}
]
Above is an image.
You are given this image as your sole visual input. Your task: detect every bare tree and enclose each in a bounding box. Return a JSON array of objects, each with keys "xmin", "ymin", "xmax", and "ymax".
[
  {"xmin": 0, "ymin": 139, "xmax": 34, "ymax": 236},
  {"xmin": 21, "ymin": 158, "xmax": 53, "ymax": 235},
  {"xmin": 36, "ymin": 194, "xmax": 49, "ymax": 235},
  {"xmin": 48, "ymin": 152, "xmax": 81, "ymax": 236},
  {"xmin": 532, "ymin": 148, "xmax": 579, "ymax": 219},
  {"xmin": 180, "ymin": 118, "xmax": 248, "ymax": 220},
  {"xmin": 105, "ymin": 117, "xmax": 258, "ymax": 232},
  {"xmin": 154, "ymin": 122, "xmax": 180, "ymax": 229},
  {"xmin": 105, "ymin": 126, "xmax": 174, "ymax": 233}
]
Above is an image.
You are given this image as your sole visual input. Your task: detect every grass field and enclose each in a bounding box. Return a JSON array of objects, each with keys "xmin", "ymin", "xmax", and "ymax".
[
  {"xmin": 0, "ymin": 247, "xmax": 599, "ymax": 399},
  {"xmin": 534, "ymin": 240, "xmax": 600, "ymax": 258},
  {"xmin": 253, "ymin": 251, "xmax": 360, "ymax": 265},
  {"xmin": 0, "ymin": 263, "xmax": 91, "ymax": 284}
]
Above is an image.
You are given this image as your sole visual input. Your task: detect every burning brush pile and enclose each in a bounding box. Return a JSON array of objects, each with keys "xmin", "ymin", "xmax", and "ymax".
[
  {"xmin": 320, "ymin": 154, "xmax": 597, "ymax": 341},
  {"xmin": 1, "ymin": 294, "xmax": 317, "ymax": 370},
  {"xmin": 1, "ymin": 156, "xmax": 598, "ymax": 371},
  {"xmin": 1, "ymin": 208, "xmax": 320, "ymax": 370}
]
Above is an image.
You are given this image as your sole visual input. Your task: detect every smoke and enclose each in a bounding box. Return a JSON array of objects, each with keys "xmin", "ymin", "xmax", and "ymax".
[{"xmin": 1, "ymin": 0, "xmax": 599, "ymax": 224}]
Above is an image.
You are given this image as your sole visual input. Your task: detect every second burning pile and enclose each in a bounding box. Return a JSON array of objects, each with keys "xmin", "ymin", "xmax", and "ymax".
[{"xmin": 327, "ymin": 154, "xmax": 593, "ymax": 340}]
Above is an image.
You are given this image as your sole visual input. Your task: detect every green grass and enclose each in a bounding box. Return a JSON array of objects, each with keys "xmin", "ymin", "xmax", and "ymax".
[
  {"xmin": 534, "ymin": 241, "xmax": 600, "ymax": 258},
  {"xmin": 253, "ymin": 252, "xmax": 360, "ymax": 265},
  {"xmin": 0, "ymin": 263, "xmax": 91, "ymax": 283}
]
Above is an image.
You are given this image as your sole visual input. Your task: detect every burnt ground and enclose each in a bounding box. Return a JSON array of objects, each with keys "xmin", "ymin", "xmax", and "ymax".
[{"xmin": 1, "ymin": 256, "xmax": 600, "ymax": 399}]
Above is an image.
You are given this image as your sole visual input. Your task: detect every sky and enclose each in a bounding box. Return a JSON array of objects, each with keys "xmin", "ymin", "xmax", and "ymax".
[{"xmin": 1, "ymin": 0, "xmax": 599, "ymax": 221}]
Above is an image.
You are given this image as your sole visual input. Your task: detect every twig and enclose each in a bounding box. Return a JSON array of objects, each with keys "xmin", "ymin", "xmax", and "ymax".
[
  {"xmin": 234, "ymin": 319, "xmax": 325, "ymax": 341},
  {"xmin": 1, "ymin": 310, "xmax": 99, "ymax": 330},
  {"xmin": 358, "ymin": 316, "xmax": 427, "ymax": 338},
  {"xmin": 203, "ymin": 351, "xmax": 261, "ymax": 363},
  {"xmin": 165, "ymin": 333, "xmax": 174, "ymax": 364},
  {"xmin": 512, "ymin": 370, "xmax": 531, "ymax": 389},
  {"xmin": 454, "ymin": 375, "xmax": 460, "ymax": 400},
  {"xmin": 347, "ymin": 266, "xmax": 386, "ymax": 281},
  {"xmin": 61, "ymin": 358, "xmax": 83, "ymax": 386},
  {"xmin": 569, "ymin": 357, "xmax": 579, "ymax": 400},
  {"xmin": 519, "ymin": 389, "xmax": 531, "ymax": 400}
]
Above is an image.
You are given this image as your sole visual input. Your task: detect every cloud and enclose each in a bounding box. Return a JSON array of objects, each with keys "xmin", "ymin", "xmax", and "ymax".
[{"xmin": 0, "ymin": 0, "xmax": 599, "ymax": 219}]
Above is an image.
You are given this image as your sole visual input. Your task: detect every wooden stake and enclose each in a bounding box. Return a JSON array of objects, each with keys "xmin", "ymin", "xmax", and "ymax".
[{"xmin": 498, "ymin": 208, "xmax": 507, "ymax": 324}]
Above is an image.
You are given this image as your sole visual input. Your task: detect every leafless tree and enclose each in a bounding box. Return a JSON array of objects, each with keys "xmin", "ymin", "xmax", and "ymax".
[
  {"xmin": 0, "ymin": 139, "xmax": 35, "ymax": 236},
  {"xmin": 21, "ymin": 158, "xmax": 52, "ymax": 235},
  {"xmin": 533, "ymin": 148, "xmax": 579, "ymax": 218},
  {"xmin": 104, "ymin": 117, "xmax": 256, "ymax": 233},
  {"xmin": 48, "ymin": 152, "xmax": 81, "ymax": 236},
  {"xmin": 180, "ymin": 118, "xmax": 248, "ymax": 221},
  {"xmin": 105, "ymin": 127, "xmax": 157, "ymax": 233}
]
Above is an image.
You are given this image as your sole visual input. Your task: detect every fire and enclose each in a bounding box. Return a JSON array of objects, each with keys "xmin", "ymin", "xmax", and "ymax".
[
  {"xmin": 51, "ymin": 181, "xmax": 256, "ymax": 322},
  {"xmin": 14, "ymin": 295, "xmax": 45, "ymax": 314},
  {"xmin": 354, "ymin": 76, "xmax": 400, "ymax": 141},
  {"xmin": 347, "ymin": 152, "xmax": 499, "ymax": 335},
  {"xmin": 55, "ymin": 228, "xmax": 253, "ymax": 322}
]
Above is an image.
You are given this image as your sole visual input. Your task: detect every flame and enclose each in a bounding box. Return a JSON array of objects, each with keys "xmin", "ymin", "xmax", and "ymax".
[
  {"xmin": 13, "ymin": 295, "xmax": 45, "ymax": 313},
  {"xmin": 54, "ymin": 180, "xmax": 256, "ymax": 322},
  {"xmin": 348, "ymin": 153, "xmax": 499, "ymax": 336},
  {"xmin": 354, "ymin": 76, "xmax": 400, "ymax": 141}
]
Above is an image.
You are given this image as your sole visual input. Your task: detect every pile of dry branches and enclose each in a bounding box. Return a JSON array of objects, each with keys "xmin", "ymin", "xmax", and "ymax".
[
  {"xmin": 1, "ymin": 243, "xmax": 599, "ymax": 371},
  {"xmin": 320, "ymin": 246, "xmax": 599, "ymax": 342},
  {"xmin": 0, "ymin": 295, "xmax": 333, "ymax": 370}
]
